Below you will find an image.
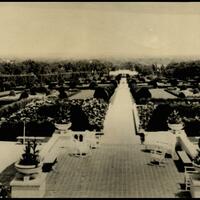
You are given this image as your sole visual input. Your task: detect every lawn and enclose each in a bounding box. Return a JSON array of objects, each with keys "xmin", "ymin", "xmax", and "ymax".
[
  {"xmin": 149, "ymin": 88, "xmax": 177, "ymax": 99},
  {"xmin": 69, "ymin": 89, "xmax": 95, "ymax": 100}
]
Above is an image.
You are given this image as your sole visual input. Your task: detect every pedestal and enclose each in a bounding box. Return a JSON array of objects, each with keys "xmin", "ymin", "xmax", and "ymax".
[{"xmin": 10, "ymin": 173, "xmax": 46, "ymax": 198}]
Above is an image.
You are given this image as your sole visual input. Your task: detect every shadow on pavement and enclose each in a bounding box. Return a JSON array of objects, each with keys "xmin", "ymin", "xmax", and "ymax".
[
  {"xmin": 174, "ymin": 159, "xmax": 184, "ymax": 172},
  {"xmin": 0, "ymin": 163, "xmax": 16, "ymax": 185},
  {"xmin": 175, "ymin": 190, "xmax": 191, "ymax": 198},
  {"xmin": 141, "ymin": 149, "xmax": 151, "ymax": 153}
]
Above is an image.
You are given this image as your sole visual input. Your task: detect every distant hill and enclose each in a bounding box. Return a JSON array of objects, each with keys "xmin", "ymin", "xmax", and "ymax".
[
  {"xmin": 128, "ymin": 56, "xmax": 200, "ymax": 66},
  {"xmin": 0, "ymin": 55, "xmax": 200, "ymax": 66}
]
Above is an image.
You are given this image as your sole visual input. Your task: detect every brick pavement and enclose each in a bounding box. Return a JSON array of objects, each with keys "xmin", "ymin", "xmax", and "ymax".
[{"xmin": 45, "ymin": 142, "xmax": 184, "ymax": 198}]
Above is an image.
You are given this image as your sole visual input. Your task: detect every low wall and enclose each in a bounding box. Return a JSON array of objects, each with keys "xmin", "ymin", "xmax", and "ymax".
[
  {"xmin": 40, "ymin": 133, "xmax": 60, "ymax": 163},
  {"xmin": 177, "ymin": 131, "xmax": 198, "ymax": 159},
  {"xmin": 132, "ymin": 103, "xmax": 140, "ymax": 133}
]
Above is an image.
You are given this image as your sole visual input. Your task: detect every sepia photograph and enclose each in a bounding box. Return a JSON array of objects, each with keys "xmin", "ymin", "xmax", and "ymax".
[{"xmin": 0, "ymin": 1, "xmax": 199, "ymax": 198}]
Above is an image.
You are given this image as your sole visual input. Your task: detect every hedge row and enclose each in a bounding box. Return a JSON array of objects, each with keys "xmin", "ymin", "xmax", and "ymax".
[
  {"xmin": 93, "ymin": 81, "xmax": 117, "ymax": 102},
  {"xmin": 128, "ymin": 79, "xmax": 152, "ymax": 104},
  {"xmin": 143, "ymin": 103, "xmax": 200, "ymax": 136},
  {"xmin": 0, "ymin": 120, "xmax": 55, "ymax": 141},
  {"xmin": 0, "ymin": 98, "xmax": 35, "ymax": 119}
]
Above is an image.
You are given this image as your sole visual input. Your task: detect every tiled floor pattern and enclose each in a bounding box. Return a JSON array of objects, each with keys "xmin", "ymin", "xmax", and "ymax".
[{"xmin": 45, "ymin": 142, "xmax": 184, "ymax": 198}]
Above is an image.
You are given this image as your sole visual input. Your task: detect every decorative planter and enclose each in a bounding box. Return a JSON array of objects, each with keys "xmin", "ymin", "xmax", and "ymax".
[
  {"xmin": 55, "ymin": 123, "xmax": 71, "ymax": 131},
  {"xmin": 15, "ymin": 161, "xmax": 42, "ymax": 175},
  {"xmin": 168, "ymin": 123, "xmax": 183, "ymax": 132},
  {"xmin": 193, "ymin": 162, "xmax": 200, "ymax": 173}
]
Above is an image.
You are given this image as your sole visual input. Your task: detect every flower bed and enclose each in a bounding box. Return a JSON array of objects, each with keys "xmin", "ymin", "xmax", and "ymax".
[
  {"xmin": 70, "ymin": 98, "xmax": 108, "ymax": 131},
  {"xmin": 137, "ymin": 100, "xmax": 200, "ymax": 135},
  {"xmin": 0, "ymin": 95, "xmax": 108, "ymax": 139},
  {"xmin": 137, "ymin": 102, "xmax": 155, "ymax": 130}
]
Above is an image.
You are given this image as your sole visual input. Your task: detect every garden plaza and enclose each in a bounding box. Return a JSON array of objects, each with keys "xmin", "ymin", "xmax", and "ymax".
[{"xmin": 0, "ymin": 76, "xmax": 199, "ymax": 198}]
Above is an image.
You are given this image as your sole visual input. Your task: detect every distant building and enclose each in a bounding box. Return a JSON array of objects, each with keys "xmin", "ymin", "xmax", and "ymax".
[{"xmin": 109, "ymin": 69, "xmax": 138, "ymax": 76}]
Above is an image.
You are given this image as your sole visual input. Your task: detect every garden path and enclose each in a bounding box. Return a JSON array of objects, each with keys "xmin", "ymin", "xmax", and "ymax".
[{"xmin": 102, "ymin": 77, "xmax": 139, "ymax": 144}]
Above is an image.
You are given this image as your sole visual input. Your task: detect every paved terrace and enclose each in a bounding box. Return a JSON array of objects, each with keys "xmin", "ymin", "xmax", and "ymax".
[{"xmin": 45, "ymin": 78, "xmax": 184, "ymax": 198}]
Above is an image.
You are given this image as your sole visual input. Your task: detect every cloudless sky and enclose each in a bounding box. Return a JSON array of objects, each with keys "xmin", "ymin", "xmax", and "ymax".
[{"xmin": 0, "ymin": 2, "xmax": 200, "ymax": 59}]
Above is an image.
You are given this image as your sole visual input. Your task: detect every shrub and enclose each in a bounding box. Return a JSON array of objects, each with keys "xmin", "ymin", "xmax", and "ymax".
[
  {"xmin": 19, "ymin": 140, "xmax": 40, "ymax": 166},
  {"xmin": 110, "ymin": 79, "xmax": 118, "ymax": 88},
  {"xmin": 30, "ymin": 86, "xmax": 37, "ymax": 95},
  {"xmin": 9, "ymin": 90, "xmax": 16, "ymax": 96},
  {"xmin": 94, "ymin": 87, "xmax": 109, "ymax": 102},
  {"xmin": 137, "ymin": 102, "xmax": 155, "ymax": 130},
  {"xmin": 0, "ymin": 98, "xmax": 33, "ymax": 118},
  {"xmin": 18, "ymin": 90, "xmax": 29, "ymax": 100},
  {"xmin": 147, "ymin": 104, "xmax": 172, "ymax": 131},
  {"xmin": 149, "ymin": 79, "xmax": 158, "ymax": 88},
  {"xmin": 58, "ymin": 87, "xmax": 68, "ymax": 99},
  {"xmin": 184, "ymin": 118, "xmax": 200, "ymax": 136},
  {"xmin": 167, "ymin": 110, "xmax": 182, "ymax": 124},
  {"xmin": 115, "ymin": 74, "xmax": 122, "ymax": 83},
  {"xmin": 179, "ymin": 92, "xmax": 186, "ymax": 98},
  {"xmin": 70, "ymin": 104, "xmax": 89, "ymax": 131},
  {"xmin": 135, "ymin": 87, "xmax": 152, "ymax": 104},
  {"xmin": 89, "ymin": 81, "xmax": 98, "ymax": 89},
  {"xmin": 37, "ymin": 86, "xmax": 49, "ymax": 94},
  {"xmin": 141, "ymin": 101, "xmax": 199, "ymax": 135},
  {"xmin": 26, "ymin": 121, "xmax": 55, "ymax": 137},
  {"xmin": 0, "ymin": 122, "xmax": 23, "ymax": 140},
  {"xmin": 69, "ymin": 79, "xmax": 80, "ymax": 89}
]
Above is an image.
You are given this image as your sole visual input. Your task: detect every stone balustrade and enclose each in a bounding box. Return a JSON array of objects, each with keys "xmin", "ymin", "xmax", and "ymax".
[{"xmin": 177, "ymin": 131, "xmax": 198, "ymax": 159}]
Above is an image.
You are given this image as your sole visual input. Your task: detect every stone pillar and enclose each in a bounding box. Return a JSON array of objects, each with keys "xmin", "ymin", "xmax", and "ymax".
[
  {"xmin": 190, "ymin": 174, "xmax": 200, "ymax": 198},
  {"xmin": 10, "ymin": 173, "xmax": 46, "ymax": 198}
]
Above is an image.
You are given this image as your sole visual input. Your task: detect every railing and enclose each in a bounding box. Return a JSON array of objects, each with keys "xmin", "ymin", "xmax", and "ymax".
[
  {"xmin": 40, "ymin": 134, "xmax": 60, "ymax": 163},
  {"xmin": 132, "ymin": 103, "xmax": 140, "ymax": 133},
  {"xmin": 177, "ymin": 131, "xmax": 198, "ymax": 159}
]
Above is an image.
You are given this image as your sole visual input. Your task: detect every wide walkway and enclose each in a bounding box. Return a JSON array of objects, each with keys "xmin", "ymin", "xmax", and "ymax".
[
  {"xmin": 102, "ymin": 78, "xmax": 138, "ymax": 144},
  {"xmin": 45, "ymin": 78, "xmax": 184, "ymax": 198}
]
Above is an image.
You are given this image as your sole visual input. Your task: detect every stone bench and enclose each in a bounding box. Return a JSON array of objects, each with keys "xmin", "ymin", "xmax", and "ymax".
[{"xmin": 177, "ymin": 150, "xmax": 193, "ymax": 172}]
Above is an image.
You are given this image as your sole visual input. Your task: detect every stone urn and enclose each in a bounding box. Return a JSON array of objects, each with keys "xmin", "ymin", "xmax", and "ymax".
[
  {"xmin": 15, "ymin": 161, "xmax": 42, "ymax": 175},
  {"xmin": 55, "ymin": 123, "xmax": 71, "ymax": 134},
  {"xmin": 168, "ymin": 123, "xmax": 184, "ymax": 132},
  {"xmin": 167, "ymin": 110, "xmax": 184, "ymax": 134}
]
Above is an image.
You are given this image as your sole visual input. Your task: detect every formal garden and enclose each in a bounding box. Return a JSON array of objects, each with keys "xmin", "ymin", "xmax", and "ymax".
[
  {"xmin": 0, "ymin": 80, "xmax": 118, "ymax": 140},
  {"xmin": 126, "ymin": 61, "xmax": 200, "ymax": 138},
  {"xmin": 0, "ymin": 57, "xmax": 198, "ymax": 198},
  {"xmin": 137, "ymin": 100, "xmax": 200, "ymax": 136}
]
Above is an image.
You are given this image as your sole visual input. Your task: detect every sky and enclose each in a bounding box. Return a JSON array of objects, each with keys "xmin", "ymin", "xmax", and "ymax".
[{"xmin": 0, "ymin": 2, "xmax": 200, "ymax": 60}]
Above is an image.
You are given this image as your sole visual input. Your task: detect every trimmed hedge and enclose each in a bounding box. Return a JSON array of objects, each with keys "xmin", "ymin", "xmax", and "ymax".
[
  {"xmin": 139, "ymin": 102, "xmax": 200, "ymax": 136},
  {"xmin": 93, "ymin": 83, "xmax": 117, "ymax": 102},
  {"xmin": 0, "ymin": 120, "xmax": 55, "ymax": 141},
  {"xmin": 0, "ymin": 98, "xmax": 34, "ymax": 118}
]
